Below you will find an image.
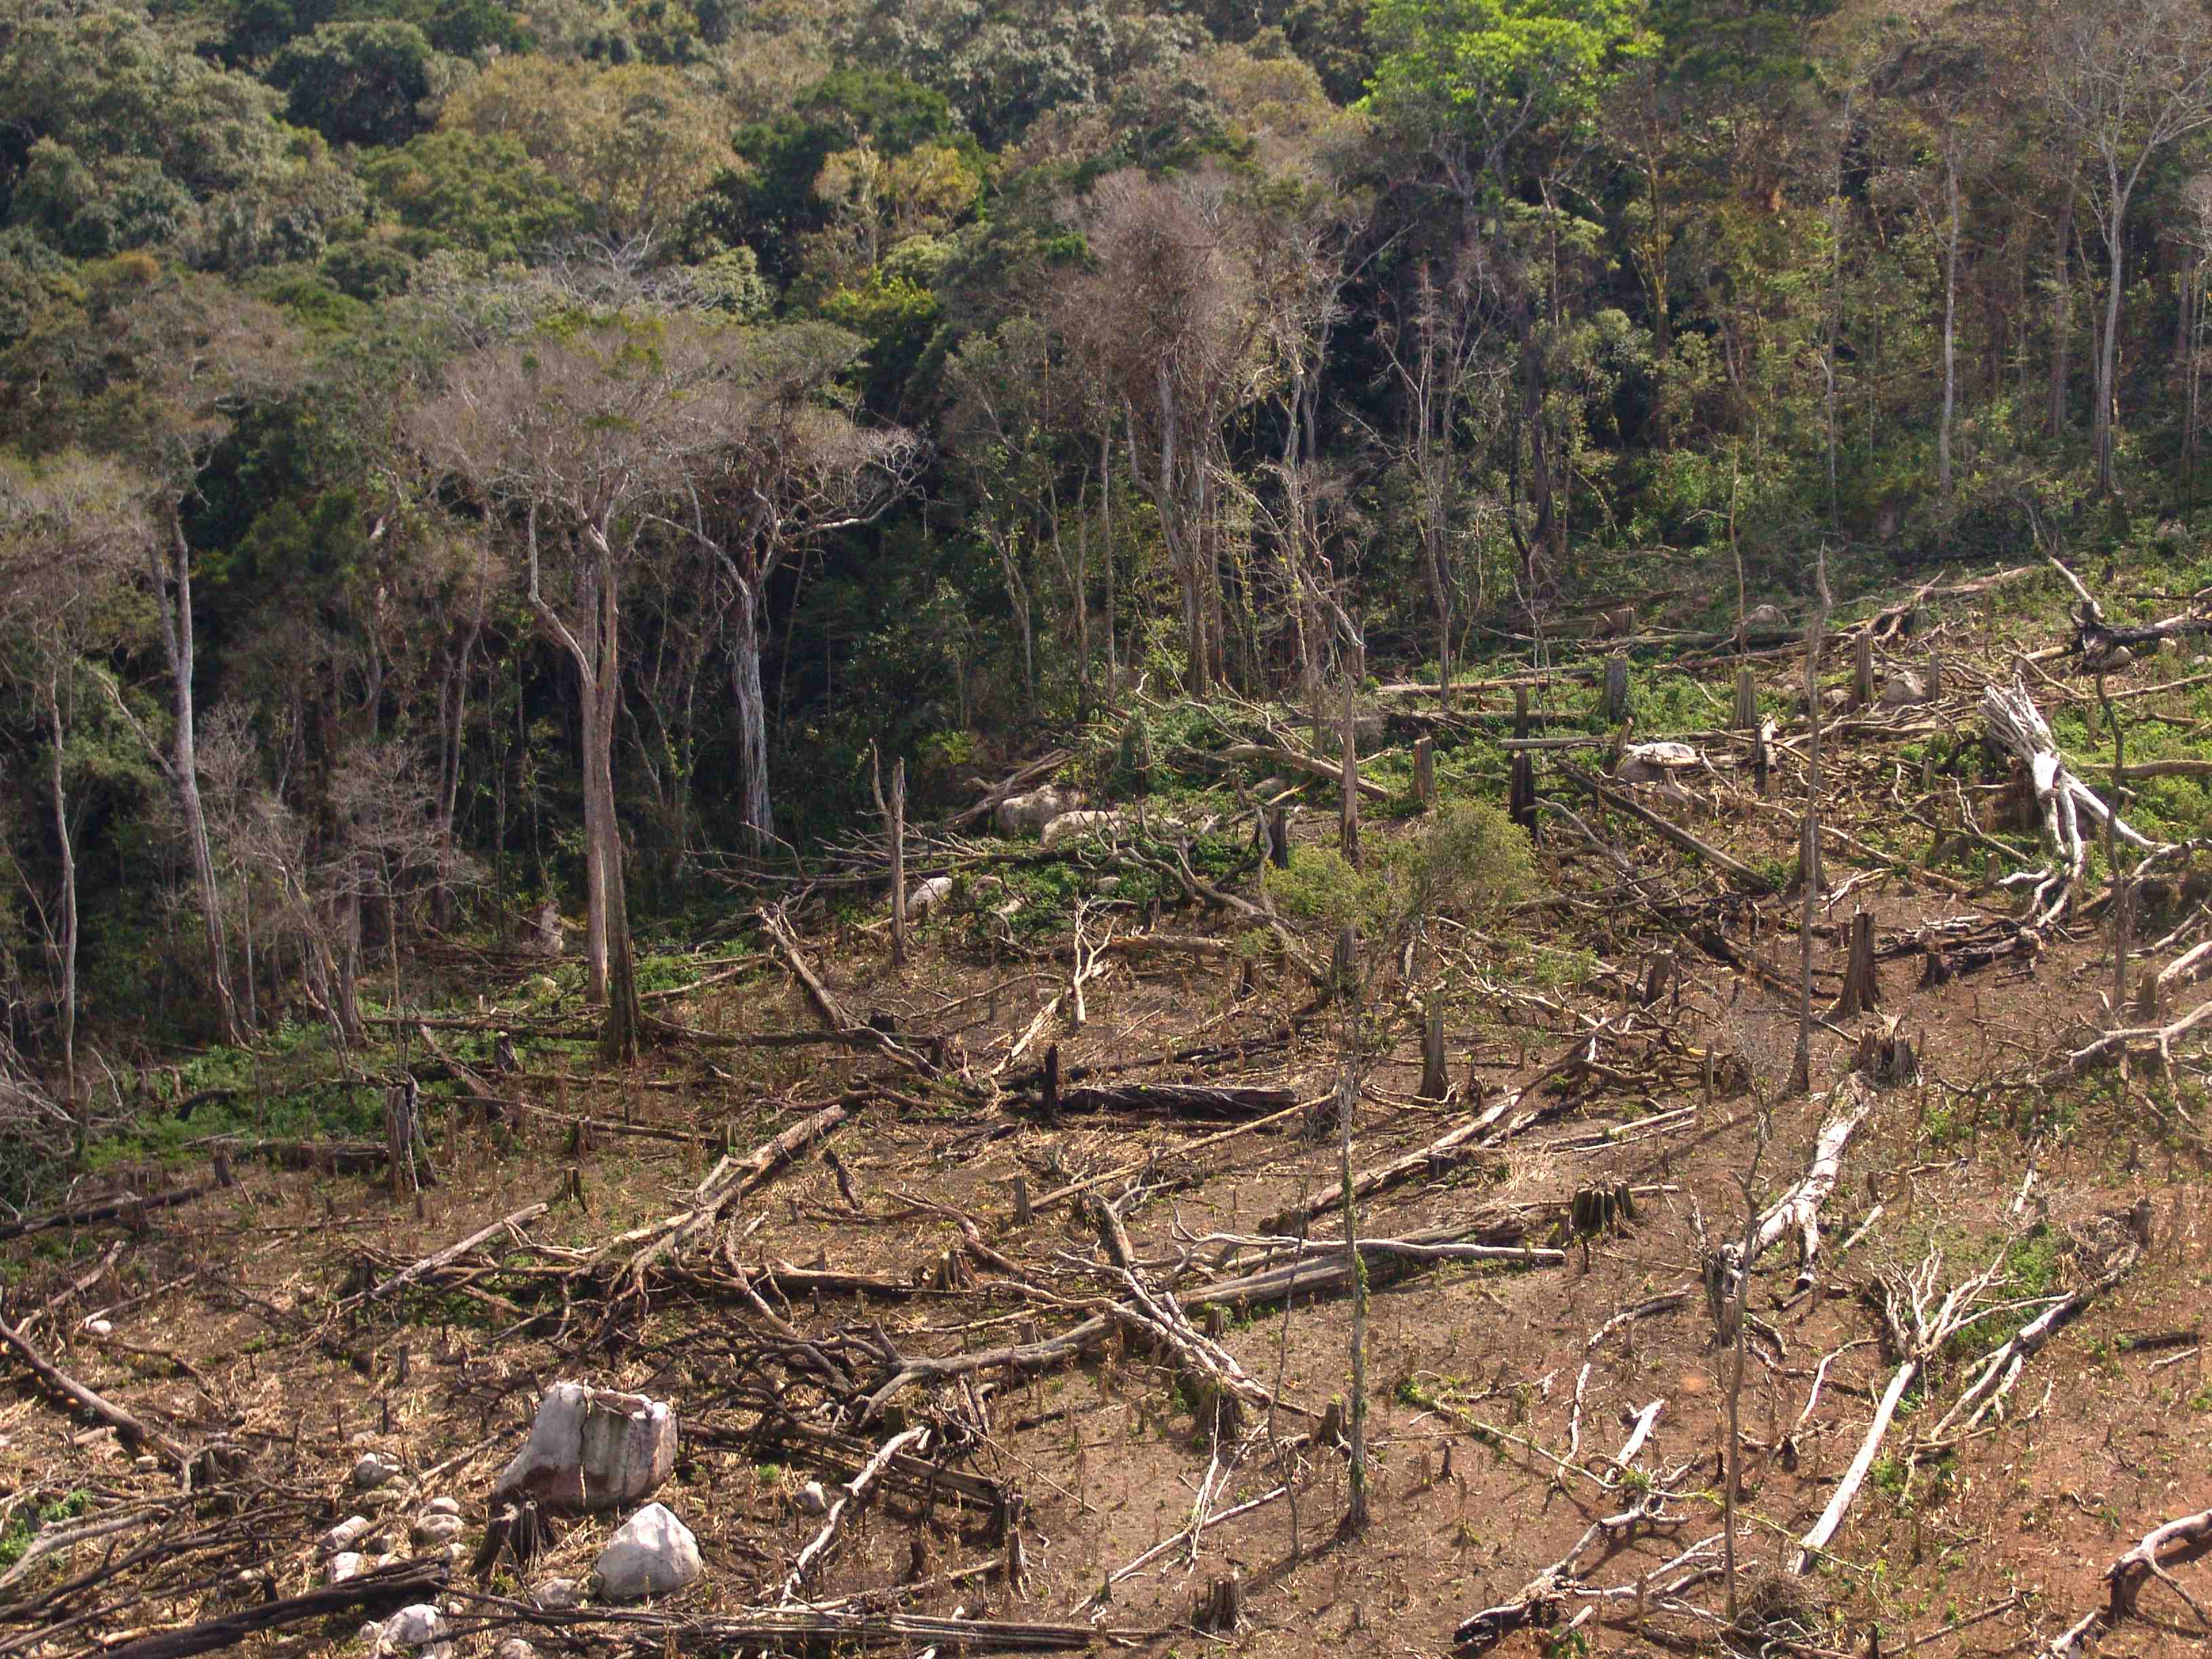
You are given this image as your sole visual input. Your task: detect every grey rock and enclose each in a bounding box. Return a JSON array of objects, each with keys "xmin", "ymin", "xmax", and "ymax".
[
  {"xmin": 528, "ymin": 1578, "xmax": 583, "ymax": 1612},
  {"xmin": 352, "ymin": 1453, "xmax": 402, "ymax": 1490},
  {"xmin": 419, "ymin": 1497, "xmax": 462, "ymax": 1517},
  {"xmin": 794, "ymin": 1480, "xmax": 830, "ymax": 1517},
  {"xmin": 905, "ymin": 875, "xmax": 954, "ymax": 918},
  {"xmin": 996, "ymin": 784, "xmax": 1083, "ymax": 838},
  {"xmin": 1878, "ymin": 671, "xmax": 1928, "ymax": 709},
  {"xmin": 321, "ymin": 1515, "xmax": 374, "ymax": 1556},
  {"xmin": 373, "ymin": 1604, "xmax": 450, "ymax": 1658},
  {"xmin": 496, "ymin": 1642, "xmax": 537, "ymax": 1659},
  {"xmin": 1040, "ymin": 809, "xmax": 1121, "ymax": 852},
  {"xmin": 409, "ymin": 1513, "xmax": 466, "ymax": 1548},
  {"xmin": 592, "ymin": 1503, "xmax": 702, "ymax": 1602},
  {"xmin": 327, "ymin": 1553, "xmax": 367, "ymax": 1584}
]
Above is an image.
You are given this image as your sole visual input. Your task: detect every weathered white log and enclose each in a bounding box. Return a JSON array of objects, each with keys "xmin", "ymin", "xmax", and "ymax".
[{"xmin": 1982, "ymin": 677, "xmax": 2167, "ymax": 926}]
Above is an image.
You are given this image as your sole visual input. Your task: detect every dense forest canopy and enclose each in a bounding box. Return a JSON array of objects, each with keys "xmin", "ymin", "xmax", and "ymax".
[{"xmin": 1, "ymin": 0, "xmax": 2210, "ymax": 1068}]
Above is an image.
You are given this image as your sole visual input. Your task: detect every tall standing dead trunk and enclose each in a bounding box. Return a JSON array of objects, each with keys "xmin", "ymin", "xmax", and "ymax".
[
  {"xmin": 731, "ymin": 573, "xmax": 774, "ymax": 850},
  {"xmin": 40, "ymin": 678, "xmax": 77, "ymax": 1111},
  {"xmin": 152, "ymin": 506, "xmax": 239, "ymax": 1044},
  {"xmin": 1938, "ymin": 142, "xmax": 1961, "ymax": 505},
  {"xmin": 2049, "ymin": 173, "xmax": 2077, "ymax": 436},
  {"xmin": 1794, "ymin": 549, "xmax": 1833, "ymax": 1096}
]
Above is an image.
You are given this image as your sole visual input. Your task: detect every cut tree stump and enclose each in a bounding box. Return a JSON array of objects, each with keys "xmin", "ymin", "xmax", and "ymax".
[
  {"xmin": 1835, "ymin": 912, "xmax": 1880, "ymax": 1017},
  {"xmin": 1420, "ymin": 1003, "xmax": 1448, "ymax": 1101}
]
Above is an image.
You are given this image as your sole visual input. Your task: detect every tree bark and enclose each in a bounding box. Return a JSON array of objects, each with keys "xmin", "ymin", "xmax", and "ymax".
[
  {"xmin": 152, "ymin": 506, "xmax": 239, "ymax": 1044},
  {"xmin": 41, "ymin": 678, "xmax": 77, "ymax": 1110},
  {"xmin": 731, "ymin": 573, "xmax": 775, "ymax": 849}
]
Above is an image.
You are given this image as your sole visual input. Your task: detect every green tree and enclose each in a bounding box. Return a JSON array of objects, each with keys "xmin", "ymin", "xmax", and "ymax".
[
  {"xmin": 362, "ymin": 129, "xmax": 587, "ymax": 260},
  {"xmin": 267, "ymin": 20, "xmax": 453, "ymax": 150}
]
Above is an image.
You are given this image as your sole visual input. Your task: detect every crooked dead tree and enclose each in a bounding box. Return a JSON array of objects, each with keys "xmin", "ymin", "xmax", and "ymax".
[
  {"xmin": 1339, "ymin": 674, "xmax": 1361, "ymax": 869},
  {"xmin": 1336, "ymin": 1064, "xmax": 1370, "ymax": 1538},
  {"xmin": 1982, "ymin": 676, "xmax": 2167, "ymax": 928},
  {"xmin": 872, "ymin": 747, "xmax": 908, "ymax": 968},
  {"xmin": 1795, "ymin": 548, "xmax": 1833, "ymax": 1094}
]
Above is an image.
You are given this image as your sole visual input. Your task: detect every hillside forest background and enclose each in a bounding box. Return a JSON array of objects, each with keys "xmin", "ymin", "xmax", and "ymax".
[{"xmin": 2, "ymin": 0, "xmax": 2210, "ymax": 1094}]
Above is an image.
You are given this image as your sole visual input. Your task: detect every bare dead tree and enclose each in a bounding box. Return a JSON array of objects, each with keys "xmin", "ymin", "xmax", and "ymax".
[
  {"xmin": 1794, "ymin": 546, "xmax": 1832, "ymax": 1095},
  {"xmin": 2046, "ymin": 0, "xmax": 2212, "ymax": 493}
]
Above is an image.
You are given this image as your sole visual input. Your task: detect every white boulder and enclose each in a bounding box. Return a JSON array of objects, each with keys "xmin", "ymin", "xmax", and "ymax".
[
  {"xmin": 1742, "ymin": 602, "xmax": 1788, "ymax": 633},
  {"xmin": 496, "ymin": 1643, "xmax": 537, "ymax": 1659},
  {"xmin": 327, "ymin": 1552, "xmax": 366, "ymax": 1584},
  {"xmin": 794, "ymin": 1480, "xmax": 829, "ymax": 1517},
  {"xmin": 527, "ymin": 1578, "xmax": 582, "ymax": 1612},
  {"xmin": 1616, "ymin": 741, "xmax": 1699, "ymax": 785},
  {"xmin": 1878, "ymin": 671, "xmax": 1928, "ymax": 709},
  {"xmin": 321, "ymin": 1515, "xmax": 373, "ymax": 1555},
  {"xmin": 410, "ymin": 1512, "xmax": 465, "ymax": 1549},
  {"xmin": 592, "ymin": 1503, "xmax": 701, "ymax": 1603},
  {"xmin": 495, "ymin": 1382, "xmax": 676, "ymax": 1513},
  {"xmin": 905, "ymin": 875, "xmax": 954, "ymax": 918},
  {"xmin": 996, "ymin": 785, "xmax": 1082, "ymax": 837},
  {"xmin": 1040, "ymin": 810, "xmax": 1121, "ymax": 852},
  {"xmin": 373, "ymin": 1604, "xmax": 451, "ymax": 1659},
  {"xmin": 419, "ymin": 1497, "xmax": 461, "ymax": 1517},
  {"xmin": 352, "ymin": 1452, "xmax": 401, "ymax": 1490}
]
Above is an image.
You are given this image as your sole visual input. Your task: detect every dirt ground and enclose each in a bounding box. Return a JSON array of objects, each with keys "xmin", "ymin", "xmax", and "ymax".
[{"xmin": 3, "ymin": 586, "xmax": 2211, "ymax": 1659}]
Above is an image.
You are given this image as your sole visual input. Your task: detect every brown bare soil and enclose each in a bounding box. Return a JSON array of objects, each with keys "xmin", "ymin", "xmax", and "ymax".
[{"xmin": 4, "ymin": 574, "xmax": 2210, "ymax": 1659}]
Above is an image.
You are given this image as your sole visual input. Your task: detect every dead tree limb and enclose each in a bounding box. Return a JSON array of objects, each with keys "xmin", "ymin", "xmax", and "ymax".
[
  {"xmin": 609, "ymin": 1102, "xmax": 851, "ymax": 1288},
  {"xmin": 781, "ymin": 1424, "xmax": 932, "ymax": 1601},
  {"xmin": 0, "ymin": 1310, "xmax": 189, "ymax": 1469},
  {"xmin": 2043, "ymin": 1506, "xmax": 2212, "ymax": 1659},
  {"xmin": 1983, "ymin": 677, "xmax": 2168, "ymax": 926},
  {"xmin": 333, "ymin": 1202, "xmax": 548, "ymax": 1315},
  {"xmin": 98, "ymin": 1559, "xmax": 452, "ymax": 1659}
]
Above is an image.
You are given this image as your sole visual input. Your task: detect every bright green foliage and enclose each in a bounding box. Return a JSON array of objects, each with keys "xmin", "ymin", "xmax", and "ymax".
[
  {"xmin": 267, "ymin": 20, "xmax": 453, "ymax": 149},
  {"xmin": 1364, "ymin": 0, "xmax": 1650, "ymax": 161},
  {"xmin": 362, "ymin": 130, "xmax": 586, "ymax": 259},
  {"xmin": 1267, "ymin": 801, "xmax": 1536, "ymax": 941}
]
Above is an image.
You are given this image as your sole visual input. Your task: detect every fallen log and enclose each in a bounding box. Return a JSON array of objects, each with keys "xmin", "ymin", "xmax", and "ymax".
[
  {"xmin": 1217, "ymin": 742, "xmax": 1392, "ymax": 800},
  {"xmin": 0, "ymin": 1181, "xmax": 219, "ymax": 1244},
  {"xmin": 1036, "ymin": 1083, "xmax": 1298, "ymax": 1121},
  {"xmin": 99, "ymin": 1557, "xmax": 450, "ymax": 1659},
  {"xmin": 860, "ymin": 1218, "xmax": 1563, "ymax": 1420},
  {"xmin": 0, "ymin": 1309, "xmax": 190, "ymax": 1469},
  {"xmin": 1557, "ymin": 764, "xmax": 1776, "ymax": 893},
  {"xmin": 1264, "ymin": 1024, "xmax": 1618, "ymax": 1234},
  {"xmin": 2043, "ymin": 1505, "xmax": 2212, "ymax": 1659},
  {"xmin": 609, "ymin": 1101, "xmax": 852, "ymax": 1288},
  {"xmin": 333, "ymin": 1201, "xmax": 549, "ymax": 1314},
  {"xmin": 511, "ymin": 1605, "xmax": 1124, "ymax": 1654},
  {"xmin": 1738, "ymin": 1073, "xmax": 1874, "ymax": 1294}
]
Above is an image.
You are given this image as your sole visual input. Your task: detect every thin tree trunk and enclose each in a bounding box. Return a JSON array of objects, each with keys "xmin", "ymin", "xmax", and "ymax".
[
  {"xmin": 154, "ymin": 508, "xmax": 239, "ymax": 1044},
  {"xmin": 732, "ymin": 574, "xmax": 775, "ymax": 849},
  {"xmin": 1337, "ymin": 1063, "xmax": 1369, "ymax": 1538},
  {"xmin": 1939, "ymin": 144, "xmax": 1960, "ymax": 504},
  {"xmin": 1795, "ymin": 550, "xmax": 1832, "ymax": 1095},
  {"xmin": 41, "ymin": 679, "xmax": 77, "ymax": 1111},
  {"xmin": 1099, "ymin": 432, "xmax": 1118, "ymax": 702},
  {"xmin": 2050, "ymin": 176, "xmax": 2077, "ymax": 436}
]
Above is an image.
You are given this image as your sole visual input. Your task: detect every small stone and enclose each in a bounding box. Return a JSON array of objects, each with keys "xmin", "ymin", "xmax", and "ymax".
[
  {"xmin": 374, "ymin": 1603, "xmax": 449, "ymax": 1658},
  {"xmin": 528, "ymin": 1578, "xmax": 582, "ymax": 1612},
  {"xmin": 496, "ymin": 1642, "xmax": 537, "ymax": 1659},
  {"xmin": 1879, "ymin": 670, "xmax": 1928, "ymax": 709},
  {"xmin": 83, "ymin": 1318, "xmax": 112, "ymax": 1337},
  {"xmin": 905, "ymin": 874, "xmax": 954, "ymax": 918},
  {"xmin": 328, "ymin": 1552, "xmax": 367, "ymax": 1584},
  {"xmin": 794, "ymin": 1481, "xmax": 829, "ymax": 1517},
  {"xmin": 352, "ymin": 1453, "xmax": 401, "ymax": 1490},
  {"xmin": 592, "ymin": 1503, "xmax": 701, "ymax": 1602},
  {"xmin": 1040, "ymin": 809, "xmax": 1121, "ymax": 851},
  {"xmin": 419, "ymin": 1497, "xmax": 461, "ymax": 1517},
  {"xmin": 410, "ymin": 1513, "xmax": 466, "ymax": 1548},
  {"xmin": 995, "ymin": 783, "xmax": 1083, "ymax": 837},
  {"xmin": 132, "ymin": 1454, "xmax": 159, "ymax": 1472},
  {"xmin": 321, "ymin": 1516, "xmax": 374, "ymax": 1555}
]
